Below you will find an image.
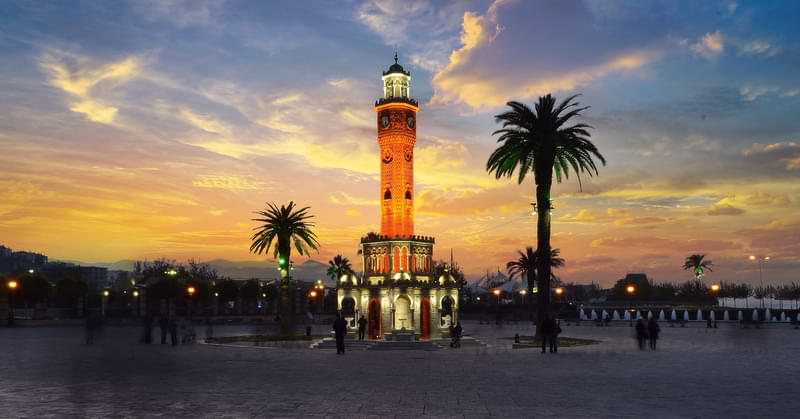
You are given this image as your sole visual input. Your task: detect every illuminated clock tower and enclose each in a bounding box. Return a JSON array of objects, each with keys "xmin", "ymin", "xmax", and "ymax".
[
  {"xmin": 335, "ymin": 54, "xmax": 459, "ymax": 342},
  {"xmin": 376, "ymin": 53, "xmax": 417, "ymax": 237}
]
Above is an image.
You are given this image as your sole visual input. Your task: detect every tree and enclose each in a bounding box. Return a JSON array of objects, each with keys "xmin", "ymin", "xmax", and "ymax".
[
  {"xmin": 327, "ymin": 254, "xmax": 354, "ymax": 283},
  {"xmin": 487, "ymin": 95, "xmax": 605, "ymax": 332},
  {"xmin": 240, "ymin": 279, "xmax": 261, "ymax": 314},
  {"xmin": 20, "ymin": 272, "xmax": 52, "ymax": 307},
  {"xmin": 736, "ymin": 283, "xmax": 753, "ymax": 308},
  {"xmin": 54, "ymin": 276, "xmax": 87, "ymax": 316},
  {"xmin": 683, "ymin": 254, "xmax": 713, "ymax": 279},
  {"xmin": 506, "ymin": 247, "xmax": 565, "ymax": 290},
  {"xmin": 250, "ymin": 201, "xmax": 319, "ymax": 334}
]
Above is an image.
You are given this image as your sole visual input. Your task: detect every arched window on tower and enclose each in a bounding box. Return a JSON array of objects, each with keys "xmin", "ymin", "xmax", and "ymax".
[
  {"xmin": 384, "ymin": 189, "xmax": 392, "ymax": 200},
  {"xmin": 404, "ymin": 190, "xmax": 411, "ymax": 200}
]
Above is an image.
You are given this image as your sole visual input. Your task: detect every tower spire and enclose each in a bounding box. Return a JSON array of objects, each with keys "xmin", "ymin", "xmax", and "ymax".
[{"xmin": 394, "ymin": 49, "xmax": 398, "ymax": 64}]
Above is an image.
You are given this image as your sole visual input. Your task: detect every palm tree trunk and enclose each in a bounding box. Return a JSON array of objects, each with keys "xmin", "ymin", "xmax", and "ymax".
[{"xmin": 535, "ymin": 167, "xmax": 553, "ymax": 337}]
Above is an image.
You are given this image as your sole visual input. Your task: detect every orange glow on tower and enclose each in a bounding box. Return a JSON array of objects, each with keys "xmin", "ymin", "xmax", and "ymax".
[{"xmin": 376, "ymin": 54, "xmax": 417, "ymax": 237}]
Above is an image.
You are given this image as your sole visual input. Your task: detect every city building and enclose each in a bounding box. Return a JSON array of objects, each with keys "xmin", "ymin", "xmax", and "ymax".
[
  {"xmin": 0, "ymin": 245, "xmax": 48, "ymax": 274},
  {"xmin": 336, "ymin": 55, "xmax": 459, "ymax": 340}
]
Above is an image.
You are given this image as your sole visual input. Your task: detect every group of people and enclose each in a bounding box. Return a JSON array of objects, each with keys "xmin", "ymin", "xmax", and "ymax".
[
  {"xmin": 539, "ymin": 315, "xmax": 562, "ymax": 353},
  {"xmin": 635, "ymin": 317, "xmax": 661, "ymax": 350},
  {"xmin": 140, "ymin": 314, "xmax": 195, "ymax": 346}
]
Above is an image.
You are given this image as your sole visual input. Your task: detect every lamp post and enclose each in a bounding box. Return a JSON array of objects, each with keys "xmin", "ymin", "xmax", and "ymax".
[
  {"xmin": 101, "ymin": 289, "xmax": 110, "ymax": 317},
  {"xmin": 186, "ymin": 286, "xmax": 196, "ymax": 317},
  {"xmin": 133, "ymin": 289, "xmax": 141, "ymax": 317},
  {"xmin": 626, "ymin": 285, "xmax": 636, "ymax": 326},
  {"xmin": 7, "ymin": 280, "xmax": 18, "ymax": 326},
  {"xmin": 749, "ymin": 255, "xmax": 769, "ymax": 309}
]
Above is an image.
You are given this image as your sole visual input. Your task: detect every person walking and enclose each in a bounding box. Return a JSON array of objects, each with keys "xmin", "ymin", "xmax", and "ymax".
[
  {"xmin": 159, "ymin": 316, "xmax": 168, "ymax": 344},
  {"xmin": 635, "ymin": 318, "xmax": 648, "ymax": 350},
  {"xmin": 357, "ymin": 315, "xmax": 367, "ymax": 341},
  {"xmin": 540, "ymin": 315, "xmax": 554, "ymax": 353},
  {"xmin": 452, "ymin": 321, "xmax": 463, "ymax": 348},
  {"xmin": 333, "ymin": 313, "xmax": 347, "ymax": 355},
  {"xmin": 647, "ymin": 317, "xmax": 660, "ymax": 350}
]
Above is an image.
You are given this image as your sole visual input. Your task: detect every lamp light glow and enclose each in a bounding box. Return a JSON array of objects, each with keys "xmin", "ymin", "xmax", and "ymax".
[{"xmin": 8, "ymin": 280, "xmax": 18, "ymax": 290}]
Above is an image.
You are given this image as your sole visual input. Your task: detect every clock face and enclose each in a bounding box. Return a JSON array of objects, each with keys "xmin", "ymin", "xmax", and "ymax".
[
  {"xmin": 406, "ymin": 115, "xmax": 415, "ymax": 129},
  {"xmin": 404, "ymin": 149, "xmax": 413, "ymax": 162},
  {"xmin": 380, "ymin": 115, "xmax": 390, "ymax": 129},
  {"xmin": 382, "ymin": 149, "xmax": 393, "ymax": 163}
]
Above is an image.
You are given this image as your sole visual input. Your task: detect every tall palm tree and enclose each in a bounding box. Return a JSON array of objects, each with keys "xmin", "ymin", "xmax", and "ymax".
[
  {"xmin": 487, "ymin": 95, "xmax": 605, "ymax": 331},
  {"xmin": 683, "ymin": 254, "xmax": 713, "ymax": 279},
  {"xmin": 250, "ymin": 201, "xmax": 319, "ymax": 334},
  {"xmin": 327, "ymin": 254, "xmax": 354, "ymax": 283}
]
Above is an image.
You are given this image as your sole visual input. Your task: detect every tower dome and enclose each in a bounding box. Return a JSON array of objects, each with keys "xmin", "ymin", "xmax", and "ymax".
[{"xmin": 383, "ymin": 52, "xmax": 410, "ymax": 76}]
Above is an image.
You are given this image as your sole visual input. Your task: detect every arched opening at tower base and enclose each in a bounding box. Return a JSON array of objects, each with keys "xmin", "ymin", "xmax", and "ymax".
[
  {"xmin": 421, "ymin": 297, "xmax": 430, "ymax": 339},
  {"xmin": 394, "ymin": 295, "xmax": 411, "ymax": 330},
  {"xmin": 368, "ymin": 298, "xmax": 381, "ymax": 339}
]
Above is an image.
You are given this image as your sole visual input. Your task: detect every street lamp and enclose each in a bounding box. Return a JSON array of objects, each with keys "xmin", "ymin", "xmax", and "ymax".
[
  {"xmin": 7, "ymin": 280, "xmax": 18, "ymax": 326},
  {"xmin": 27, "ymin": 269, "xmax": 34, "ymax": 274},
  {"xmin": 626, "ymin": 285, "xmax": 636, "ymax": 326},
  {"xmin": 749, "ymin": 255, "xmax": 770, "ymax": 308}
]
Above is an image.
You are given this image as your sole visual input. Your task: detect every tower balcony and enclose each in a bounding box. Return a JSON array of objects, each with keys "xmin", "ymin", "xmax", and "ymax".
[
  {"xmin": 360, "ymin": 234, "xmax": 434, "ymax": 244},
  {"xmin": 374, "ymin": 97, "xmax": 418, "ymax": 108}
]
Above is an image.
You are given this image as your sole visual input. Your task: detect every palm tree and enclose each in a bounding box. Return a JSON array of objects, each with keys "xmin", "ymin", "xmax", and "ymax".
[
  {"xmin": 487, "ymin": 95, "xmax": 605, "ymax": 331},
  {"xmin": 250, "ymin": 201, "xmax": 319, "ymax": 334},
  {"xmin": 507, "ymin": 247, "xmax": 565, "ymax": 322},
  {"xmin": 683, "ymin": 254, "xmax": 713, "ymax": 279},
  {"xmin": 506, "ymin": 247, "xmax": 565, "ymax": 286},
  {"xmin": 327, "ymin": 254, "xmax": 354, "ymax": 283}
]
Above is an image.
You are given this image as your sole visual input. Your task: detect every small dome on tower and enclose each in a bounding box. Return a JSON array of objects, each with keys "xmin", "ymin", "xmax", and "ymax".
[{"xmin": 383, "ymin": 52, "xmax": 410, "ymax": 76}]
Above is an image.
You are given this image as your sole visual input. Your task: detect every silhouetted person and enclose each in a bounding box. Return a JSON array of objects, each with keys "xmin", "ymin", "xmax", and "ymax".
[
  {"xmin": 635, "ymin": 318, "xmax": 647, "ymax": 350},
  {"xmin": 358, "ymin": 315, "xmax": 367, "ymax": 340},
  {"xmin": 647, "ymin": 318, "xmax": 660, "ymax": 350},
  {"xmin": 142, "ymin": 314, "xmax": 153, "ymax": 344},
  {"xmin": 159, "ymin": 316, "xmax": 168, "ymax": 344},
  {"xmin": 452, "ymin": 321, "xmax": 463, "ymax": 348},
  {"xmin": 707, "ymin": 317, "xmax": 712, "ymax": 329},
  {"xmin": 551, "ymin": 318, "xmax": 561, "ymax": 353},
  {"xmin": 333, "ymin": 313, "xmax": 347, "ymax": 354},
  {"xmin": 169, "ymin": 316, "xmax": 178, "ymax": 346},
  {"xmin": 540, "ymin": 315, "xmax": 554, "ymax": 353}
]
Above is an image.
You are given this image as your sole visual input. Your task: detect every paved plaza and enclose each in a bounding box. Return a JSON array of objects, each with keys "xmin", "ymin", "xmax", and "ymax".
[{"xmin": 1, "ymin": 321, "xmax": 799, "ymax": 418}]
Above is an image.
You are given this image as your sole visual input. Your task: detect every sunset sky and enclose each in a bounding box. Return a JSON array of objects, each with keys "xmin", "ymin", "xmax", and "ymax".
[{"xmin": 1, "ymin": 0, "xmax": 799, "ymax": 286}]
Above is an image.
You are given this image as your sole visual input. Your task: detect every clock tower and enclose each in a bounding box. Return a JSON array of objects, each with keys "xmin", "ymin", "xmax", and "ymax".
[
  {"xmin": 335, "ymin": 54, "xmax": 459, "ymax": 342},
  {"xmin": 376, "ymin": 53, "xmax": 417, "ymax": 237}
]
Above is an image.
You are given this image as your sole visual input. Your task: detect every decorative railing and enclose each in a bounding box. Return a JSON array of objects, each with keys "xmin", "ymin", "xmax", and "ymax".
[{"xmin": 374, "ymin": 97, "xmax": 418, "ymax": 107}]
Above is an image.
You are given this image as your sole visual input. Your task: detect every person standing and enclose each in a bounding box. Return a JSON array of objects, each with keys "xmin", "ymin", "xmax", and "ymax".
[
  {"xmin": 540, "ymin": 315, "xmax": 554, "ymax": 353},
  {"xmin": 357, "ymin": 315, "xmax": 367, "ymax": 341},
  {"xmin": 333, "ymin": 313, "xmax": 347, "ymax": 355},
  {"xmin": 635, "ymin": 318, "xmax": 647, "ymax": 350},
  {"xmin": 647, "ymin": 317, "xmax": 660, "ymax": 350},
  {"xmin": 551, "ymin": 318, "xmax": 561, "ymax": 353},
  {"xmin": 159, "ymin": 316, "xmax": 168, "ymax": 344},
  {"xmin": 169, "ymin": 316, "xmax": 178, "ymax": 346}
]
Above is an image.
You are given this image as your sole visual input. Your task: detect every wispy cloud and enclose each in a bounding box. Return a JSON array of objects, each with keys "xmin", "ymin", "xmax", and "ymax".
[{"xmin": 39, "ymin": 52, "xmax": 142, "ymax": 124}]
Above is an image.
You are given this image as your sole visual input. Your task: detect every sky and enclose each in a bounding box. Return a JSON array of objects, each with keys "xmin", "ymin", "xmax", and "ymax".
[{"xmin": 1, "ymin": 0, "xmax": 799, "ymax": 286}]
